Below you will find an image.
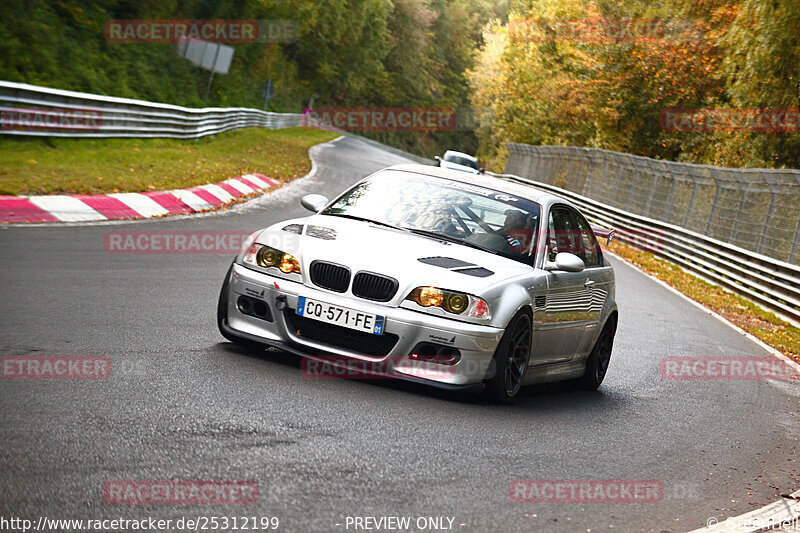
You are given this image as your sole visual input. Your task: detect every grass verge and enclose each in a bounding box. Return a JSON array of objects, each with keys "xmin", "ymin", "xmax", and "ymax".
[
  {"xmin": 604, "ymin": 240, "xmax": 800, "ymax": 365},
  {"xmin": 0, "ymin": 127, "xmax": 339, "ymax": 195}
]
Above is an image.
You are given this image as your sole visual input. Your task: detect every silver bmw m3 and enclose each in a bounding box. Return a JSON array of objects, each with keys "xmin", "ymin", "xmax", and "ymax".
[{"xmin": 217, "ymin": 164, "xmax": 618, "ymax": 402}]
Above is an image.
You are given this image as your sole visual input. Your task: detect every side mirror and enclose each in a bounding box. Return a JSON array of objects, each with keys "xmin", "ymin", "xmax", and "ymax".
[
  {"xmin": 544, "ymin": 252, "xmax": 585, "ymax": 273},
  {"xmin": 301, "ymin": 194, "xmax": 329, "ymax": 213}
]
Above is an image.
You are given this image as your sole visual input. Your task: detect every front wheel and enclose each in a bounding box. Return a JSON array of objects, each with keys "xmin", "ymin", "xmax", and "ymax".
[
  {"xmin": 579, "ymin": 321, "xmax": 616, "ymax": 390},
  {"xmin": 485, "ymin": 312, "xmax": 532, "ymax": 404}
]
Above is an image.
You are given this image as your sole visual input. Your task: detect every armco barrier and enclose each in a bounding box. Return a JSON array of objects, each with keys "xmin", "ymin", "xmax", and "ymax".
[
  {"xmin": 0, "ymin": 81, "xmax": 303, "ymax": 138},
  {"xmin": 505, "ymin": 144, "xmax": 800, "ymax": 266},
  {"xmin": 488, "ymin": 168, "xmax": 800, "ymax": 325}
]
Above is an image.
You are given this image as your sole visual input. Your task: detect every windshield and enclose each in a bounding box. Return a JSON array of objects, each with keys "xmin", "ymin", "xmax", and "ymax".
[
  {"xmin": 322, "ymin": 171, "xmax": 540, "ymax": 264},
  {"xmin": 444, "ymin": 154, "xmax": 479, "ymax": 169}
]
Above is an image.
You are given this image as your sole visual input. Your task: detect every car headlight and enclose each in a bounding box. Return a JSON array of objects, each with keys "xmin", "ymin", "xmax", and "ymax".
[
  {"xmin": 406, "ymin": 286, "xmax": 490, "ymax": 319},
  {"xmin": 244, "ymin": 244, "xmax": 301, "ymax": 274}
]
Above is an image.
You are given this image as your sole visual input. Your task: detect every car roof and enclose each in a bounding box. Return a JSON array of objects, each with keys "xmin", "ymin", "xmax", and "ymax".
[{"xmin": 382, "ymin": 164, "xmax": 570, "ymax": 208}]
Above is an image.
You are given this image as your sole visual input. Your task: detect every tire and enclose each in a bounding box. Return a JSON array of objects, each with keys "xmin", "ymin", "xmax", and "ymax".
[
  {"xmin": 485, "ymin": 311, "xmax": 532, "ymax": 404},
  {"xmin": 217, "ymin": 261, "xmax": 264, "ymax": 349},
  {"xmin": 579, "ymin": 320, "xmax": 616, "ymax": 390}
]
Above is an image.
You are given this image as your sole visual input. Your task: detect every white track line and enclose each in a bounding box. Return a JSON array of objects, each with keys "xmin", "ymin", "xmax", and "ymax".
[{"xmin": 687, "ymin": 489, "xmax": 800, "ymax": 532}]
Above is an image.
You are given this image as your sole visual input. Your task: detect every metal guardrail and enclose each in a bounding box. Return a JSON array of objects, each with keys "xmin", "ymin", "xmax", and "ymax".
[
  {"xmin": 505, "ymin": 144, "xmax": 800, "ymax": 266},
  {"xmin": 488, "ymin": 169, "xmax": 800, "ymax": 326},
  {"xmin": 0, "ymin": 81, "xmax": 303, "ymax": 138}
]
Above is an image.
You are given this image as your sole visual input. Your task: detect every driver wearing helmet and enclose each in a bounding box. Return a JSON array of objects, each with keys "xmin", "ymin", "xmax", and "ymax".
[{"xmin": 501, "ymin": 210, "xmax": 529, "ymax": 254}]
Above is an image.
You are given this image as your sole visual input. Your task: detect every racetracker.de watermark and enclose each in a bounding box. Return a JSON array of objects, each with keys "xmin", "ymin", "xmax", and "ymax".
[
  {"xmin": 302, "ymin": 108, "xmax": 459, "ymax": 132},
  {"xmin": 509, "ymin": 479, "xmax": 663, "ymax": 503},
  {"xmin": 1, "ymin": 356, "xmax": 111, "ymax": 379},
  {"xmin": 301, "ymin": 355, "xmax": 469, "ymax": 381},
  {"xmin": 661, "ymin": 108, "xmax": 800, "ymax": 133},
  {"xmin": 0, "ymin": 106, "xmax": 103, "ymax": 132},
  {"xmin": 104, "ymin": 19, "xmax": 297, "ymax": 43},
  {"xmin": 660, "ymin": 356, "xmax": 800, "ymax": 381},
  {"xmin": 103, "ymin": 480, "xmax": 259, "ymax": 504},
  {"xmin": 104, "ymin": 230, "xmax": 256, "ymax": 254}
]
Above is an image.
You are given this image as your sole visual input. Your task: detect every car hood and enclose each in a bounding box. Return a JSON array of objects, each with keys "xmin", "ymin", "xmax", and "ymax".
[{"xmin": 258, "ymin": 215, "xmax": 533, "ymax": 303}]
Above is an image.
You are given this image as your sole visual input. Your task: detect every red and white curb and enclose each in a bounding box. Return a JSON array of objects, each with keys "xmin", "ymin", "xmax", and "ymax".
[{"xmin": 0, "ymin": 173, "xmax": 278, "ymax": 223}]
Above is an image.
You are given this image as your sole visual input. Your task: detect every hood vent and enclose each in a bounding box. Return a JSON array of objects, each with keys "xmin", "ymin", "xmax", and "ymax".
[
  {"xmin": 418, "ymin": 256, "xmax": 494, "ymax": 278},
  {"xmin": 306, "ymin": 225, "xmax": 337, "ymax": 240},
  {"xmin": 452, "ymin": 267, "xmax": 494, "ymax": 278},
  {"xmin": 418, "ymin": 256, "xmax": 473, "ymax": 268},
  {"xmin": 282, "ymin": 224, "xmax": 303, "ymax": 234}
]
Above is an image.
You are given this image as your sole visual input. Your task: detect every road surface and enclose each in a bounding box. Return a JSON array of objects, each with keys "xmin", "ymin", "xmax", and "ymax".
[{"xmin": 1, "ymin": 136, "xmax": 798, "ymax": 532}]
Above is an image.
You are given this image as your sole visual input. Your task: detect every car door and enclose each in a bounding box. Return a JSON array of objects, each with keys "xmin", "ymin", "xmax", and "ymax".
[
  {"xmin": 570, "ymin": 208, "xmax": 610, "ymax": 356},
  {"xmin": 531, "ymin": 205, "xmax": 588, "ymax": 365}
]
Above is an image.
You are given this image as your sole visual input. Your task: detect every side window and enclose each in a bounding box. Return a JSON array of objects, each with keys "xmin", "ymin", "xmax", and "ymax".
[
  {"xmin": 547, "ymin": 206, "xmax": 579, "ymax": 261},
  {"xmin": 570, "ymin": 209, "xmax": 602, "ymax": 268}
]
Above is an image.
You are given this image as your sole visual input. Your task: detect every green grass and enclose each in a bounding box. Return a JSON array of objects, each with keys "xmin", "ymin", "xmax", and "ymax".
[
  {"xmin": 0, "ymin": 127, "xmax": 339, "ymax": 195},
  {"xmin": 605, "ymin": 240, "xmax": 800, "ymax": 364}
]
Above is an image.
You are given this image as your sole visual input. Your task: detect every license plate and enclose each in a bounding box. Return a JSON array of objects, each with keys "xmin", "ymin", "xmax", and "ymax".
[{"xmin": 296, "ymin": 296, "xmax": 384, "ymax": 335}]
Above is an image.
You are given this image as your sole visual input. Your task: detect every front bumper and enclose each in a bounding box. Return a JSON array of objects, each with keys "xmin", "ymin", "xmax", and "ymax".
[{"xmin": 224, "ymin": 263, "xmax": 504, "ymax": 388}]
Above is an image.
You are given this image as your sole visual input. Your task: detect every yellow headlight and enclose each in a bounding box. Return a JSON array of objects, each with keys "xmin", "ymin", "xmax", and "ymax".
[
  {"xmin": 279, "ymin": 253, "xmax": 300, "ymax": 273},
  {"xmin": 418, "ymin": 287, "xmax": 444, "ymax": 307},
  {"xmin": 445, "ymin": 293, "xmax": 468, "ymax": 314},
  {"xmin": 406, "ymin": 286, "xmax": 490, "ymax": 319},
  {"xmin": 257, "ymin": 247, "xmax": 280, "ymax": 267}
]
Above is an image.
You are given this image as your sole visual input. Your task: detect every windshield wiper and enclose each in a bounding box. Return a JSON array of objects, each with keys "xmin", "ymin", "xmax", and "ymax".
[
  {"xmin": 321, "ymin": 212, "xmax": 409, "ymax": 232},
  {"xmin": 406, "ymin": 228, "xmax": 499, "ymax": 255}
]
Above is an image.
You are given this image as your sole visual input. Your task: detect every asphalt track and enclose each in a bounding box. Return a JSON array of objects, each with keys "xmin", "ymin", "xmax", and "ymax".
[{"xmin": 1, "ymin": 136, "xmax": 798, "ymax": 532}]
